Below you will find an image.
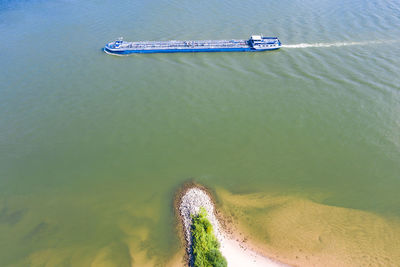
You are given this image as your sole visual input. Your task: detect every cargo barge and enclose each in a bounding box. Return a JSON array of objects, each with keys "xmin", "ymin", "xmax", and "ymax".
[{"xmin": 104, "ymin": 35, "xmax": 281, "ymax": 55}]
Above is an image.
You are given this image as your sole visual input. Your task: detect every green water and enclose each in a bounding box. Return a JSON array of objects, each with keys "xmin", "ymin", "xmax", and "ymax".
[{"xmin": 1, "ymin": 0, "xmax": 400, "ymax": 265}]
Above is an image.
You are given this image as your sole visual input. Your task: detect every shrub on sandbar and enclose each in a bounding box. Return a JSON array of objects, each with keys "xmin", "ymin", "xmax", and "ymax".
[{"xmin": 191, "ymin": 207, "xmax": 227, "ymax": 267}]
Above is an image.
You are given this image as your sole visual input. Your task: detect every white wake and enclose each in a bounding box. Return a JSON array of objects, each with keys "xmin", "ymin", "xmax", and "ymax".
[{"xmin": 282, "ymin": 40, "xmax": 397, "ymax": 48}]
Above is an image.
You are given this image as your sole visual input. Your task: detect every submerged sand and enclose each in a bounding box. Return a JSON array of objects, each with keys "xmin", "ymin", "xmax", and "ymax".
[
  {"xmin": 17, "ymin": 185, "xmax": 400, "ymax": 266},
  {"xmin": 216, "ymin": 188, "xmax": 400, "ymax": 267},
  {"xmin": 176, "ymin": 184, "xmax": 400, "ymax": 267}
]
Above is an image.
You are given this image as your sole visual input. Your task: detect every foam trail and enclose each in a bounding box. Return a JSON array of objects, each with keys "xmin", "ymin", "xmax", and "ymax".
[{"xmin": 282, "ymin": 40, "xmax": 398, "ymax": 48}]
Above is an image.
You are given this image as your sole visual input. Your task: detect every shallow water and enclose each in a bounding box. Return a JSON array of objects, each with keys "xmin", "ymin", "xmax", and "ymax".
[
  {"xmin": 217, "ymin": 189, "xmax": 400, "ymax": 266},
  {"xmin": 1, "ymin": 0, "xmax": 400, "ymax": 265}
]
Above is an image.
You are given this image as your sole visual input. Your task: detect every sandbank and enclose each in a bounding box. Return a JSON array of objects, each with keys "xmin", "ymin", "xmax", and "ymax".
[{"xmin": 177, "ymin": 184, "xmax": 287, "ymax": 267}]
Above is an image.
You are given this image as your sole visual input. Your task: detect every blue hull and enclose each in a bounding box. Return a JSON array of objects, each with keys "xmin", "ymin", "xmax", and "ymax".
[{"xmin": 104, "ymin": 47, "xmax": 280, "ymax": 55}]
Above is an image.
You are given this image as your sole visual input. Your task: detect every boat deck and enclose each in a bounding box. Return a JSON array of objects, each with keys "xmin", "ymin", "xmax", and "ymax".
[{"xmin": 115, "ymin": 39, "xmax": 250, "ymax": 50}]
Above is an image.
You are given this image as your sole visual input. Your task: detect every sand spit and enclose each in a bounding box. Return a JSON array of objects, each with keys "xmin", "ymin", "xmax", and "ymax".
[{"xmin": 178, "ymin": 185, "xmax": 287, "ymax": 267}]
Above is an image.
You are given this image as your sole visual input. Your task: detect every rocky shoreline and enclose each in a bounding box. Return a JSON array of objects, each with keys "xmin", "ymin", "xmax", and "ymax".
[
  {"xmin": 179, "ymin": 187, "xmax": 222, "ymax": 257},
  {"xmin": 175, "ymin": 183, "xmax": 286, "ymax": 267}
]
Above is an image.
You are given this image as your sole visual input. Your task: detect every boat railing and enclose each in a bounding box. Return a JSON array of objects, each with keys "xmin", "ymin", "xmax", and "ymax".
[
  {"xmin": 119, "ymin": 44, "xmax": 277, "ymax": 48},
  {"xmin": 121, "ymin": 40, "xmax": 250, "ymax": 50}
]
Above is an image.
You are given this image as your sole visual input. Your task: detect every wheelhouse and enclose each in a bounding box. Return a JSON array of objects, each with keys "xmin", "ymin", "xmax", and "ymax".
[{"xmin": 248, "ymin": 35, "xmax": 280, "ymax": 49}]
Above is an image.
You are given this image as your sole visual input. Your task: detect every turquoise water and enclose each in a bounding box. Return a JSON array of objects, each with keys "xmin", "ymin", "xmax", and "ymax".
[{"xmin": 1, "ymin": 0, "xmax": 400, "ymax": 265}]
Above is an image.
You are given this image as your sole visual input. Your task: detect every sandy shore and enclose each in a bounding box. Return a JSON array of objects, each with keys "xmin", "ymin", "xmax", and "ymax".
[{"xmin": 178, "ymin": 185, "xmax": 287, "ymax": 267}]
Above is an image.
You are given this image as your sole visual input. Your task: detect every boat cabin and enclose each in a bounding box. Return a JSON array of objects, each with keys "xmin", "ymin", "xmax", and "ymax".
[
  {"xmin": 250, "ymin": 35, "xmax": 263, "ymax": 41},
  {"xmin": 248, "ymin": 35, "xmax": 279, "ymax": 49},
  {"xmin": 249, "ymin": 35, "xmax": 263, "ymax": 45}
]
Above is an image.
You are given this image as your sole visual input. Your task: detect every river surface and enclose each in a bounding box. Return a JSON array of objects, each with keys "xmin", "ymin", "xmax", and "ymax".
[{"xmin": 1, "ymin": 0, "xmax": 400, "ymax": 266}]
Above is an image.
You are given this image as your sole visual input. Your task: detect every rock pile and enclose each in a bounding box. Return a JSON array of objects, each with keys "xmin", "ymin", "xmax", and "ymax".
[{"xmin": 179, "ymin": 187, "xmax": 222, "ymax": 253}]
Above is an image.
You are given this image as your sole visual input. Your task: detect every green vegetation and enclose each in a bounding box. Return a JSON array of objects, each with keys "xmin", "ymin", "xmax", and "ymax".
[{"xmin": 191, "ymin": 207, "xmax": 227, "ymax": 267}]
